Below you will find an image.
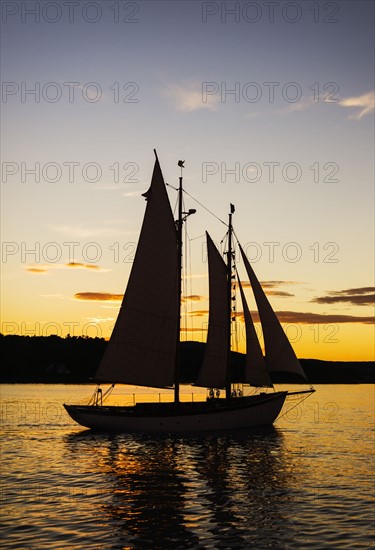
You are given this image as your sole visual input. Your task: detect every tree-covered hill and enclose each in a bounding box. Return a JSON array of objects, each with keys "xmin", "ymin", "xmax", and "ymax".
[{"xmin": 0, "ymin": 335, "xmax": 373, "ymax": 384}]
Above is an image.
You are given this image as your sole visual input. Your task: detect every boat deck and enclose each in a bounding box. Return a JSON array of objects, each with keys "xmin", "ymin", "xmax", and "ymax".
[{"xmin": 66, "ymin": 392, "xmax": 288, "ymax": 418}]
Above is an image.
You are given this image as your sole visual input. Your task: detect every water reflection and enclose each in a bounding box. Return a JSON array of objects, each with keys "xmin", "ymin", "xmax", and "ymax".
[{"xmin": 65, "ymin": 428, "xmax": 296, "ymax": 548}]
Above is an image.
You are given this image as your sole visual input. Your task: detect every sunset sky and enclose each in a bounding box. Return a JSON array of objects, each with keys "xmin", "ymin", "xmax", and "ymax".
[{"xmin": 1, "ymin": 0, "xmax": 374, "ymax": 361}]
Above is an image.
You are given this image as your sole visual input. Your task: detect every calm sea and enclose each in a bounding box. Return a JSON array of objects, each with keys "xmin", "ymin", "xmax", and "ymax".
[{"xmin": 1, "ymin": 384, "xmax": 374, "ymax": 549}]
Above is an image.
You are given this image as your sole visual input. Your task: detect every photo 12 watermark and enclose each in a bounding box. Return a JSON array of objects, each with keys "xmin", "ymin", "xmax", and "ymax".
[
  {"xmin": 1, "ymin": 320, "xmax": 107, "ymax": 338},
  {"xmin": 1, "ymin": 82, "xmax": 140, "ymax": 104},
  {"xmin": 1, "ymin": 239, "xmax": 340, "ymax": 266},
  {"xmin": 1, "ymin": 161, "xmax": 139, "ymax": 184},
  {"xmin": 202, "ymin": 81, "xmax": 339, "ymax": 105},
  {"xmin": 198, "ymin": 320, "xmax": 340, "ymax": 346},
  {"xmin": 1, "ymin": 1, "xmax": 140, "ymax": 24},
  {"xmin": 201, "ymin": 2, "xmax": 340, "ymax": 24},
  {"xmin": 201, "ymin": 161, "xmax": 339, "ymax": 184}
]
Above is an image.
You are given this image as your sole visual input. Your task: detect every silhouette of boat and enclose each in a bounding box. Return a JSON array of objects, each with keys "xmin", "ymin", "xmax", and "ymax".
[{"xmin": 64, "ymin": 151, "xmax": 314, "ymax": 432}]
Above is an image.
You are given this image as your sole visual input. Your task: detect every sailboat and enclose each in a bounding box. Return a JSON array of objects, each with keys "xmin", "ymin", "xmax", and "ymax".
[{"xmin": 64, "ymin": 151, "xmax": 314, "ymax": 432}]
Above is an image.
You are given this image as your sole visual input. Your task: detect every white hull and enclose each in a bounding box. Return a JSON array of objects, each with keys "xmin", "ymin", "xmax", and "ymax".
[{"xmin": 64, "ymin": 392, "xmax": 287, "ymax": 433}]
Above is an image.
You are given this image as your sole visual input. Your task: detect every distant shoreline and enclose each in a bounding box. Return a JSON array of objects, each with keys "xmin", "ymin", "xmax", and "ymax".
[{"xmin": 1, "ymin": 335, "xmax": 374, "ymax": 384}]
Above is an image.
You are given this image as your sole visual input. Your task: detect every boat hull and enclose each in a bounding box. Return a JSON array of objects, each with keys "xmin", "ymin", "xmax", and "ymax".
[{"xmin": 64, "ymin": 392, "xmax": 288, "ymax": 432}]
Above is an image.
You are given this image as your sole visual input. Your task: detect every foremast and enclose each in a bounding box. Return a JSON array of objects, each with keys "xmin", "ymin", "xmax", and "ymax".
[
  {"xmin": 174, "ymin": 162, "xmax": 184, "ymax": 403},
  {"xmin": 174, "ymin": 158, "xmax": 195, "ymax": 403}
]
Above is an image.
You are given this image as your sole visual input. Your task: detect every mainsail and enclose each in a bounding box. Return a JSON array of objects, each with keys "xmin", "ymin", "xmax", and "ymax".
[
  {"xmin": 195, "ymin": 232, "xmax": 229, "ymax": 389},
  {"xmin": 95, "ymin": 156, "xmax": 179, "ymax": 388},
  {"xmin": 237, "ymin": 277, "xmax": 273, "ymax": 388},
  {"xmin": 239, "ymin": 244, "xmax": 308, "ymax": 381}
]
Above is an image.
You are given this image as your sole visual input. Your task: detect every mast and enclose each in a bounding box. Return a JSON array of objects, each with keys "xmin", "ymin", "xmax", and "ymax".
[
  {"xmin": 225, "ymin": 204, "xmax": 235, "ymax": 399},
  {"xmin": 174, "ymin": 163, "xmax": 184, "ymax": 403},
  {"xmin": 173, "ymin": 160, "xmax": 196, "ymax": 403}
]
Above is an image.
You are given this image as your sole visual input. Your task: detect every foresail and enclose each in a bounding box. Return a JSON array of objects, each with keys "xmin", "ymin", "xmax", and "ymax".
[
  {"xmin": 239, "ymin": 244, "xmax": 308, "ymax": 382},
  {"xmin": 195, "ymin": 232, "xmax": 228, "ymax": 389},
  {"xmin": 237, "ymin": 277, "xmax": 273, "ymax": 387},
  {"xmin": 95, "ymin": 156, "xmax": 179, "ymax": 388}
]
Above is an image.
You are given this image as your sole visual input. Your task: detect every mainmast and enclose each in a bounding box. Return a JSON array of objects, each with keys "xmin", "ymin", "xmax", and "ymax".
[
  {"xmin": 174, "ymin": 160, "xmax": 195, "ymax": 403},
  {"xmin": 226, "ymin": 204, "xmax": 235, "ymax": 399}
]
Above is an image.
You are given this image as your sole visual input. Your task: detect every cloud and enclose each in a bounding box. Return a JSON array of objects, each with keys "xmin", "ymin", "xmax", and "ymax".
[
  {"xmin": 67, "ymin": 262, "xmax": 101, "ymax": 270},
  {"xmin": 26, "ymin": 263, "xmax": 104, "ymax": 274},
  {"xmin": 181, "ymin": 327, "xmax": 206, "ymax": 333},
  {"xmin": 74, "ymin": 292, "xmax": 123, "ymax": 301},
  {"xmin": 262, "ymin": 280, "xmax": 301, "ymax": 287},
  {"xmin": 26, "ymin": 267, "xmax": 48, "ymax": 274},
  {"xmin": 340, "ymin": 91, "xmax": 374, "ymax": 119},
  {"xmin": 183, "ymin": 273, "xmax": 207, "ymax": 280},
  {"xmin": 235, "ymin": 310, "xmax": 374, "ymax": 325},
  {"xmin": 265, "ymin": 291, "xmax": 295, "ymax": 297},
  {"xmin": 165, "ymin": 82, "xmax": 219, "ymax": 112},
  {"xmin": 284, "ymin": 95, "xmax": 317, "ymax": 113},
  {"xmin": 314, "ymin": 295, "xmax": 374, "ymax": 306},
  {"xmin": 188, "ymin": 307, "xmax": 374, "ymax": 325},
  {"xmin": 84, "ymin": 317, "xmax": 115, "ymax": 324},
  {"xmin": 336, "ymin": 287, "xmax": 374, "ymax": 295},
  {"xmin": 313, "ymin": 287, "xmax": 375, "ymax": 306},
  {"xmin": 239, "ymin": 280, "xmax": 297, "ymax": 297},
  {"xmin": 275, "ymin": 311, "xmax": 374, "ymax": 324},
  {"xmin": 281, "ymin": 91, "xmax": 375, "ymax": 119},
  {"xmin": 241, "ymin": 280, "xmax": 300, "ymax": 288},
  {"xmin": 187, "ymin": 309, "xmax": 209, "ymax": 317},
  {"xmin": 182, "ymin": 295, "xmax": 207, "ymax": 303},
  {"xmin": 123, "ymin": 191, "xmax": 142, "ymax": 198}
]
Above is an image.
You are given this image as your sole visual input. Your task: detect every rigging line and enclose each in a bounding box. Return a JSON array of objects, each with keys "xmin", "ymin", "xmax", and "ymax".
[
  {"xmin": 185, "ymin": 230, "xmax": 191, "ymax": 341},
  {"xmin": 188, "ymin": 232, "xmax": 193, "ymax": 339},
  {"xmin": 184, "ymin": 227, "xmax": 194, "ymax": 341},
  {"xmin": 182, "ymin": 221, "xmax": 187, "ymax": 341},
  {"xmin": 276, "ymin": 392, "xmax": 313, "ymax": 422},
  {"xmin": 232, "ymin": 227, "xmax": 241, "ymax": 247},
  {"xmin": 182, "ymin": 189, "xmax": 227, "ymax": 226},
  {"xmin": 165, "ymin": 182, "xmax": 179, "ymax": 191},
  {"xmin": 172, "ymin": 194, "xmax": 178, "ymax": 218},
  {"xmin": 221, "ymin": 231, "xmax": 229, "ymax": 257},
  {"xmin": 181, "ymin": 194, "xmax": 186, "ymax": 341},
  {"xmin": 167, "ymin": 181, "xmax": 226, "ymax": 227}
]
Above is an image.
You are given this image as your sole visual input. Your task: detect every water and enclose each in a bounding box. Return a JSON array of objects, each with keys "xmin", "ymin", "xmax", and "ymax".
[{"xmin": 1, "ymin": 384, "xmax": 374, "ymax": 549}]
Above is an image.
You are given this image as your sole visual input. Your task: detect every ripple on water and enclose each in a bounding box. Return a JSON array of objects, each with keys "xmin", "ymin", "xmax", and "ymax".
[{"xmin": 1, "ymin": 384, "xmax": 374, "ymax": 549}]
